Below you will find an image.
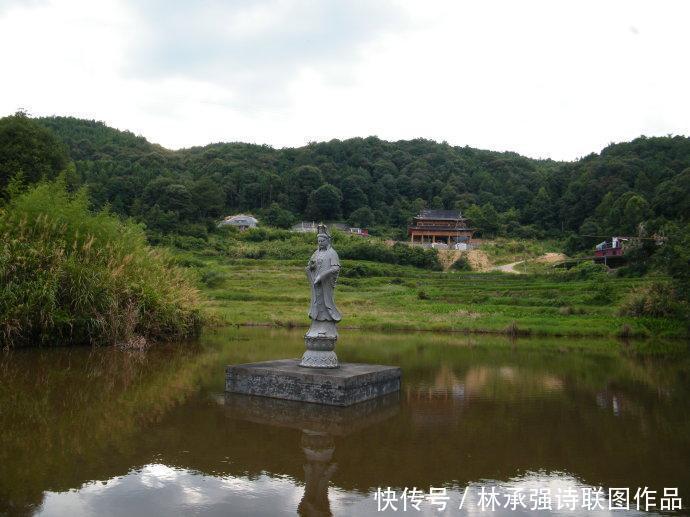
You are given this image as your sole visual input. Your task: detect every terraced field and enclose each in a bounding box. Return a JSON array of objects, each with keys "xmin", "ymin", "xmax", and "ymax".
[{"xmin": 186, "ymin": 256, "xmax": 684, "ymax": 339}]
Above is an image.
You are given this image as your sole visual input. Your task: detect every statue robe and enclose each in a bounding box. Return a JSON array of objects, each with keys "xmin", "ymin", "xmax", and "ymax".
[{"xmin": 306, "ymin": 247, "xmax": 341, "ymax": 322}]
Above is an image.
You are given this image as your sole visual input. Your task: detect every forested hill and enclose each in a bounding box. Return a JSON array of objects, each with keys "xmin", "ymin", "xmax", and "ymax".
[
  {"xmin": 3, "ymin": 114, "xmax": 689, "ymax": 240},
  {"xmin": 36, "ymin": 116, "xmax": 563, "ymax": 238}
]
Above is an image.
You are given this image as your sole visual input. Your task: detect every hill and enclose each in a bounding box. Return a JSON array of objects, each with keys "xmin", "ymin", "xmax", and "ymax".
[{"xmin": 0, "ymin": 113, "xmax": 685, "ymax": 243}]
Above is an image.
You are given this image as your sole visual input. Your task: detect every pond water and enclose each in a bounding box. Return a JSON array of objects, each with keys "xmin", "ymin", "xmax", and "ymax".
[{"xmin": 1, "ymin": 328, "xmax": 689, "ymax": 516}]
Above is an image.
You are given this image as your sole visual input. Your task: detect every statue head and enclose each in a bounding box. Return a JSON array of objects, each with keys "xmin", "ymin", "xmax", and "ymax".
[{"xmin": 317, "ymin": 223, "xmax": 331, "ymax": 250}]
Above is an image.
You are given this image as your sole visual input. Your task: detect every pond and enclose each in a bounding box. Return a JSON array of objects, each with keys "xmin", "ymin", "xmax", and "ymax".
[{"xmin": 1, "ymin": 328, "xmax": 688, "ymax": 516}]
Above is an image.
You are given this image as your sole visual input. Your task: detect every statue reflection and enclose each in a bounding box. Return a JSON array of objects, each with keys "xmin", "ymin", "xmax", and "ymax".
[
  {"xmin": 223, "ymin": 393, "xmax": 400, "ymax": 517},
  {"xmin": 298, "ymin": 430, "xmax": 337, "ymax": 516}
]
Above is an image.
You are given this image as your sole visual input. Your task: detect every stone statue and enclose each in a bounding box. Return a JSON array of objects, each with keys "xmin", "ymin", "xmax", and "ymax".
[{"xmin": 300, "ymin": 224, "xmax": 341, "ymax": 368}]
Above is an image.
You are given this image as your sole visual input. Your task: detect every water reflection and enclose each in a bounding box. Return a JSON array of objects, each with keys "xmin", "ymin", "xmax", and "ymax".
[
  {"xmin": 38, "ymin": 466, "xmax": 304, "ymax": 516},
  {"xmin": 222, "ymin": 392, "xmax": 400, "ymax": 516},
  {"xmin": 0, "ymin": 327, "xmax": 688, "ymax": 515}
]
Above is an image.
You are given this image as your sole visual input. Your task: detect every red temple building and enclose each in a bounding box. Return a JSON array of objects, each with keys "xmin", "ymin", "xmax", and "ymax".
[{"xmin": 408, "ymin": 210, "xmax": 474, "ymax": 247}]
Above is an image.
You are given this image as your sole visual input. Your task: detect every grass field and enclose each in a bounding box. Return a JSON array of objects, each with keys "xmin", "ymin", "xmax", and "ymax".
[{"xmin": 175, "ymin": 251, "xmax": 687, "ymax": 339}]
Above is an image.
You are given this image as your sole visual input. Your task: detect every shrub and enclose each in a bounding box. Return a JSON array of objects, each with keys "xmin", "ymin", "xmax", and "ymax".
[
  {"xmin": 260, "ymin": 203, "xmax": 295, "ymax": 229},
  {"xmin": 338, "ymin": 239, "xmax": 440, "ymax": 270},
  {"xmin": 558, "ymin": 305, "xmax": 586, "ymax": 315},
  {"xmin": 567, "ymin": 261, "xmax": 608, "ymax": 280},
  {"xmin": 200, "ymin": 268, "xmax": 226, "ymax": 288},
  {"xmin": 172, "ymin": 234, "xmax": 208, "ymax": 250},
  {"xmin": 618, "ymin": 282, "xmax": 682, "ymax": 318},
  {"xmin": 340, "ymin": 262, "xmax": 395, "ymax": 278},
  {"xmin": 176, "ymin": 222, "xmax": 208, "ymax": 239},
  {"xmin": 452, "ymin": 256, "xmax": 472, "ymax": 271},
  {"xmin": 240, "ymin": 246, "xmax": 266, "ymax": 259},
  {"xmin": 174, "ymin": 256, "xmax": 206, "ymax": 268},
  {"xmin": 583, "ymin": 280, "xmax": 615, "ymax": 305},
  {"xmin": 0, "ymin": 179, "xmax": 203, "ymax": 347},
  {"xmin": 239, "ymin": 226, "xmax": 294, "ymax": 242}
]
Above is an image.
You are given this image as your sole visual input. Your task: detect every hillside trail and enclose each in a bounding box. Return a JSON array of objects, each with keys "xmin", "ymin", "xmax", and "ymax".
[
  {"xmin": 439, "ymin": 250, "xmax": 566, "ymax": 273},
  {"xmin": 491, "ymin": 252, "xmax": 568, "ymax": 274},
  {"xmin": 492, "ymin": 261, "xmax": 525, "ymax": 274}
]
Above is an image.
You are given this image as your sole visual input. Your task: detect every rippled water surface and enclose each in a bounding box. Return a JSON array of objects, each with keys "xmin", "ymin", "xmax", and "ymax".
[{"xmin": 1, "ymin": 328, "xmax": 689, "ymax": 516}]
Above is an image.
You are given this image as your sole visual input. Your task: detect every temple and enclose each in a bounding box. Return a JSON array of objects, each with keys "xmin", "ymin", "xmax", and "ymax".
[{"xmin": 408, "ymin": 209, "xmax": 474, "ymax": 247}]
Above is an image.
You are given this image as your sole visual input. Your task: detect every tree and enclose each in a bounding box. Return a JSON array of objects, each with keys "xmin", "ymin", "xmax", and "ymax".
[
  {"xmin": 348, "ymin": 206, "xmax": 375, "ymax": 228},
  {"xmin": 623, "ymin": 195, "xmax": 651, "ymax": 233},
  {"xmin": 498, "ymin": 207, "xmax": 521, "ymax": 236},
  {"xmin": 191, "ymin": 177, "xmax": 226, "ymax": 219},
  {"xmin": 15, "ymin": 116, "xmax": 690, "ymax": 241},
  {"xmin": 599, "ymin": 191, "xmax": 650, "ymax": 234},
  {"xmin": 0, "ymin": 112, "xmax": 69, "ymax": 191},
  {"xmin": 142, "ymin": 177, "xmax": 194, "ymax": 219},
  {"xmin": 287, "ymin": 165, "xmax": 324, "ymax": 213},
  {"xmin": 308, "ymin": 184, "xmax": 342, "ymax": 220},
  {"xmin": 652, "ymin": 168, "xmax": 690, "ymax": 222},
  {"xmin": 657, "ymin": 223, "xmax": 690, "ymax": 301},
  {"xmin": 524, "ymin": 187, "xmax": 554, "ymax": 228},
  {"xmin": 440, "ymin": 185, "xmax": 457, "ymax": 209},
  {"xmin": 262, "ymin": 202, "xmax": 295, "ymax": 228},
  {"xmin": 372, "ymin": 159, "xmax": 398, "ymax": 179},
  {"xmin": 340, "ymin": 176, "xmax": 368, "ymax": 216}
]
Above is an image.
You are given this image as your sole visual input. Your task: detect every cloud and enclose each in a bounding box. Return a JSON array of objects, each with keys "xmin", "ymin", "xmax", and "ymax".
[
  {"xmin": 1, "ymin": 0, "xmax": 689, "ymax": 159},
  {"xmin": 124, "ymin": 0, "xmax": 409, "ymax": 110},
  {"xmin": 0, "ymin": 0, "xmax": 46, "ymax": 15}
]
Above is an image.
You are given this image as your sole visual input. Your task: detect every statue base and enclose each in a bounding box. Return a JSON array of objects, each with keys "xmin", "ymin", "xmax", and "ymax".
[
  {"xmin": 225, "ymin": 359, "xmax": 402, "ymax": 406},
  {"xmin": 300, "ymin": 349, "xmax": 338, "ymax": 368},
  {"xmin": 301, "ymin": 320, "xmax": 339, "ymax": 368}
]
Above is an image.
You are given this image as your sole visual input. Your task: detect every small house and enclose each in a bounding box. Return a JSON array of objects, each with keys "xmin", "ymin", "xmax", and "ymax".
[
  {"xmin": 291, "ymin": 222, "xmax": 369, "ymax": 236},
  {"xmin": 594, "ymin": 236, "xmax": 628, "ymax": 258},
  {"xmin": 291, "ymin": 221, "xmax": 318, "ymax": 233},
  {"xmin": 218, "ymin": 214, "xmax": 258, "ymax": 231},
  {"xmin": 594, "ymin": 236, "xmax": 630, "ymax": 265},
  {"xmin": 348, "ymin": 227, "xmax": 369, "ymax": 237}
]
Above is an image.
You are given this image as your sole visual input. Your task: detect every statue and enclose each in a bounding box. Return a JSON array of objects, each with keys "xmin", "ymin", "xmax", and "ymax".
[{"xmin": 300, "ymin": 224, "xmax": 341, "ymax": 368}]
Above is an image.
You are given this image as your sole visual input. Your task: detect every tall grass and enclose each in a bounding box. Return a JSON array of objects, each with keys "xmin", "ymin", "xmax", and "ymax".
[
  {"xmin": 0, "ymin": 179, "xmax": 203, "ymax": 347},
  {"xmin": 183, "ymin": 253, "xmax": 687, "ymax": 339}
]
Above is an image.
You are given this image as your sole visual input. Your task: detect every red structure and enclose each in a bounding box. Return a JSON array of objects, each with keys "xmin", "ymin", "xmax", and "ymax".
[
  {"xmin": 348, "ymin": 227, "xmax": 369, "ymax": 237},
  {"xmin": 594, "ymin": 236, "xmax": 630, "ymax": 265}
]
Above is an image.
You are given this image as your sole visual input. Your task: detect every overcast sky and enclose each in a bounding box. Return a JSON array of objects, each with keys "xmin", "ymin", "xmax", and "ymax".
[{"xmin": 1, "ymin": 0, "xmax": 689, "ymax": 160}]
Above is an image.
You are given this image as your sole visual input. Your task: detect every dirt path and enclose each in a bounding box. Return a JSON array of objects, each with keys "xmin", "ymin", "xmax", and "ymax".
[
  {"xmin": 492, "ymin": 261, "xmax": 525, "ymax": 274},
  {"xmin": 536, "ymin": 252, "xmax": 567, "ymax": 264},
  {"xmin": 440, "ymin": 250, "xmax": 567, "ymax": 274},
  {"xmin": 491, "ymin": 253, "xmax": 568, "ymax": 274}
]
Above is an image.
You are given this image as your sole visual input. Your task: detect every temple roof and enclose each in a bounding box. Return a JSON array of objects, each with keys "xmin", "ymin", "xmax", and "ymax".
[
  {"xmin": 408, "ymin": 225, "xmax": 474, "ymax": 232},
  {"xmin": 415, "ymin": 209, "xmax": 464, "ymax": 221}
]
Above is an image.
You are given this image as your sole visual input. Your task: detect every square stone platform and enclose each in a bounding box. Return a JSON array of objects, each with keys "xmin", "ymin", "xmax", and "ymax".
[{"xmin": 225, "ymin": 359, "xmax": 401, "ymax": 406}]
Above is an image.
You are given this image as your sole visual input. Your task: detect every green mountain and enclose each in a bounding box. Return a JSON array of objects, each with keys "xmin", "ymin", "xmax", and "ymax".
[{"xmin": 2, "ymin": 114, "xmax": 688, "ymax": 240}]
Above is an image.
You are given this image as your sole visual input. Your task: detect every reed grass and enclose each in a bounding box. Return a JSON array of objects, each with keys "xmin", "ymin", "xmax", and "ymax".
[{"xmin": 0, "ymin": 179, "xmax": 203, "ymax": 347}]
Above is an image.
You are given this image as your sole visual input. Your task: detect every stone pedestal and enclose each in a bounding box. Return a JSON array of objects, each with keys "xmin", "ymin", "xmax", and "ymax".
[
  {"xmin": 301, "ymin": 320, "xmax": 338, "ymax": 368},
  {"xmin": 225, "ymin": 359, "xmax": 401, "ymax": 406}
]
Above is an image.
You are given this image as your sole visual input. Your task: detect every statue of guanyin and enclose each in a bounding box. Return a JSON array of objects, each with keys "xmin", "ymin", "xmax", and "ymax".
[{"xmin": 300, "ymin": 224, "xmax": 341, "ymax": 368}]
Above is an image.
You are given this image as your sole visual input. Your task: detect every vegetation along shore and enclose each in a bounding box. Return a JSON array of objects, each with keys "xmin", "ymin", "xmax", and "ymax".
[{"xmin": 0, "ymin": 112, "xmax": 688, "ymax": 347}]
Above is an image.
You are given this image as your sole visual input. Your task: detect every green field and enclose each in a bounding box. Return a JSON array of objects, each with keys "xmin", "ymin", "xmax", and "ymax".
[{"xmin": 177, "ymin": 252, "xmax": 686, "ymax": 339}]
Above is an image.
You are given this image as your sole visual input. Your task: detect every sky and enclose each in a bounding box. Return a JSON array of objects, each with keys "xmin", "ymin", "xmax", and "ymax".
[{"xmin": 0, "ymin": 0, "xmax": 689, "ymax": 161}]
